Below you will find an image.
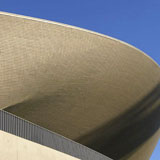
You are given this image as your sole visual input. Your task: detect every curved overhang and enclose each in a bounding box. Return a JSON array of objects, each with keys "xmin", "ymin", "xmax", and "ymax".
[{"xmin": 0, "ymin": 11, "xmax": 160, "ymax": 159}]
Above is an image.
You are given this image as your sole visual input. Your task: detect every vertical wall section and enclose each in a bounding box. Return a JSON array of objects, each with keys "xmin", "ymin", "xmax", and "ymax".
[{"xmin": 0, "ymin": 110, "xmax": 111, "ymax": 160}]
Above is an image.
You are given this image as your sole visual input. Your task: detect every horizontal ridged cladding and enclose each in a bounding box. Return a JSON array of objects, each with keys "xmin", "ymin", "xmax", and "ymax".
[{"xmin": 0, "ymin": 110, "xmax": 111, "ymax": 160}]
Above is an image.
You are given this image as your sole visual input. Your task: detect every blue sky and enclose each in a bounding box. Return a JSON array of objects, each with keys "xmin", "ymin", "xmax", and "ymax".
[{"xmin": 0, "ymin": 0, "xmax": 159, "ymax": 159}]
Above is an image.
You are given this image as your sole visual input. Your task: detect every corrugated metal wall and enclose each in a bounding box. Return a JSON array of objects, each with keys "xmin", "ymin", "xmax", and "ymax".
[{"xmin": 0, "ymin": 110, "xmax": 111, "ymax": 160}]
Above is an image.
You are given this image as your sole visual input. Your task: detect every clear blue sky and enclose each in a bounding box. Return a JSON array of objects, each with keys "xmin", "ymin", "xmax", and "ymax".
[{"xmin": 0, "ymin": 0, "xmax": 159, "ymax": 159}]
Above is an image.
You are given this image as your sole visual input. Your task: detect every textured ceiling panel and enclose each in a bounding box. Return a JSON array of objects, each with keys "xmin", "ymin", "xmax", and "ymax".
[{"xmin": 0, "ymin": 11, "xmax": 160, "ymax": 160}]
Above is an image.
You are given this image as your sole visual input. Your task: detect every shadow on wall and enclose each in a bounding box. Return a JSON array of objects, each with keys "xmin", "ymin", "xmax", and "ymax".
[{"xmin": 76, "ymin": 84, "xmax": 160, "ymax": 159}]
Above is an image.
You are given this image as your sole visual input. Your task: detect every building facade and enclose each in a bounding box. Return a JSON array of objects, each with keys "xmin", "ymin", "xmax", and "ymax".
[{"xmin": 0, "ymin": 11, "xmax": 160, "ymax": 160}]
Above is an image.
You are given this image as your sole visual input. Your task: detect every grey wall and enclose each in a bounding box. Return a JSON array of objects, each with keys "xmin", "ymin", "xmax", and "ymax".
[{"xmin": 0, "ymin": 110, "xmax": 111, "ymax": 160}]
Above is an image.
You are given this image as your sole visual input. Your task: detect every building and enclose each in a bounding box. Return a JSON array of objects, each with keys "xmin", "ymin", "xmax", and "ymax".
[{"xmin": 0, "ymin": 11, "xmax": 160, "ymax": 160}]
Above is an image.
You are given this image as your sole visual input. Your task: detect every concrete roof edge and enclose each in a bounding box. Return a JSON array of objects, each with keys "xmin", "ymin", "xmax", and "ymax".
[{"xmin": 0, "ymin": 11, "xmax": 159, "ymax": 68}]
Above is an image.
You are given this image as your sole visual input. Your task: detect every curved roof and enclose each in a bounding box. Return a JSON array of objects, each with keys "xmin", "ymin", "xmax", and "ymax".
[{"xmin": 0, "ymin": 11, "xmax": 160, "ymax": 159}]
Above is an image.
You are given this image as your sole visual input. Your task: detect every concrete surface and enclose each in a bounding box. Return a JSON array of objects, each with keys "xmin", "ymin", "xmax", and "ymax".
[{"xmin": 0, "ymin": 130, "xmax": 79, "ymax": 160}]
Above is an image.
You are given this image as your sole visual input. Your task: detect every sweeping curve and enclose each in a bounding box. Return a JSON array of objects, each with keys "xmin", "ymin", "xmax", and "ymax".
[{"xmin": 0, "ymin": 11, "xmax": 160, "ymax": 160}]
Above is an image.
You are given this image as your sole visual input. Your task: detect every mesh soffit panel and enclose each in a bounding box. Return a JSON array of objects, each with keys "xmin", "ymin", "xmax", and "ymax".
[{"xmin": 0, "ymin": 11, "xmax": 160, "ymax": 160}]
